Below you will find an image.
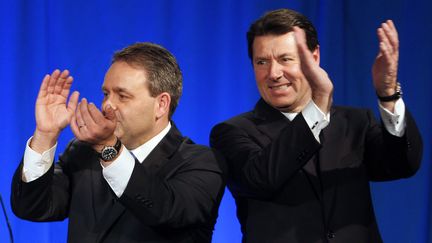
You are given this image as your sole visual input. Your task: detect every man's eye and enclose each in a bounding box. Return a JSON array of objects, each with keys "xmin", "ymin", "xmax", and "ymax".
[
  {"xmin": 256, "ymin": 60, "xmax": 267, "ymax": 65},
  {"xmin": 119, "ymin": 94, "xmax": 128, "ymax": 100},
  {"xmin": 281, "ymin": 57, "xmax": 293, "ymax": 62}
]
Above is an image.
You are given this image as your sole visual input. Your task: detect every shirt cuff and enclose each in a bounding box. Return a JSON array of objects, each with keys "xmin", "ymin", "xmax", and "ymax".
[
  {"xmin": 302, "ymin": 101, "xmax": 330, "ymax": 143},
  {"xmin": 102, "ymin": 145, "xmax": 136, "ymax": 197},
  {"xmin": 22, "ymin": 137, "xmax": 57, "ymax": 182},
  {"xmin": 378, "ymin": 98, "xmax": 406, "ymax": 137}
]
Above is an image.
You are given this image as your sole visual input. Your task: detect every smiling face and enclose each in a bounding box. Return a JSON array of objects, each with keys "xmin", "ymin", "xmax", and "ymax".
[
  {"xmin": 102, "ymin": 61, "xmax": 169, "ymax": 149},
  {"xmin": 252, "ymin": 32, "xmax": 319, "ymax": 113}
]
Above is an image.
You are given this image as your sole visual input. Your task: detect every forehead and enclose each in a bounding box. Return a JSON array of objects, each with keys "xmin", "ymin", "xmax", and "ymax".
[
  {"xmin": 252, "ymin": 32, "xmax": 297, "ymax": 57},
  {"xmin": 102, "ymin": 61, "xmax": 148, "ymax": 91}
]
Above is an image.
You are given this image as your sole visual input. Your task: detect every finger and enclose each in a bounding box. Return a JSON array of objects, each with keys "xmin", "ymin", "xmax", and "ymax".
[
  {"xmin": 293, "ymin": 26, "xmax": 308, "ymax": 53},
  {"xmin": 88, "ymin": 102, "xmax": 110, "ymax": 124},
  {"xmin": 37, "ymin": 74, "xmax": 50, "ymax": 99},
  {"xmin": 378, "ymin": 42, "xmax": 393, "ymax": 65},
  {"xmin": 79, "ymin": 98, "xmax": 97, "ymax": 128},
  {"xmin": 47, "ymin": 69, "xmax": 60, "ymax": 94},
  {"xmin": 387, "ymin": 20, "xmax": 397, "ymax": 34},
  {"xmin": 54, "ymin": 70, "xmax": 70, "ymax": 94},
  {"xmin": 377, "ymin": 28, "xmax": 393, "ymax": 54},
  {"xmin": 61, "ymin": 76, "xmax": 74, "ymax": 99},
  {"xmin": 70, "ymin": 114, "xmax": 84, "ymax": 140},
  {"xmin": 75, "ymin": 101, "xmax": 94, "ymax": 141},
  {"xmin": 67, "ymin": 91, "xmax": 80, "ymax": 112},
  {"xmin": 382, "ymin": 21, "xmax": 399, "ymax": 56},
  {"xmin": 293, "ymin": 27, "xmax": 316, "ymax": 74},
  {"xmin": 75, "ymin": 100, "xmax": 86, "ymax": 128}
]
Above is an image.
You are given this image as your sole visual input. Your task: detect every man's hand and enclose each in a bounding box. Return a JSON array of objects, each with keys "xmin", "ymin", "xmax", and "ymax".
[
  {"xmin": 293, "ymin": 26, "xmax": 333, "ymax": 114},
  {"xmin": 31, "ymin": 69, "xmax": 79, "ymax": 153},
  {"xmin": 70, "ymin": 98, "xmax": 117, "ymax": 153},
  {"xmin": 372, "ymin": 20, "xmax": 399, "ymax": 111}
]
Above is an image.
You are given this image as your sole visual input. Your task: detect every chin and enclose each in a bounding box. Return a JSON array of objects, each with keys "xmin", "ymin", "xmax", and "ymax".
[{"xmin": 268, "ymin": 100, "xmax": 293, "ymax": 109}]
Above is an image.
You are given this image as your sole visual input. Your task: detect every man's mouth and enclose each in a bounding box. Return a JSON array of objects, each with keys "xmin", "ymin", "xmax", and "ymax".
[{"xmin": 269, "ymin": 83, "xmax": 291, "ymax": 90}]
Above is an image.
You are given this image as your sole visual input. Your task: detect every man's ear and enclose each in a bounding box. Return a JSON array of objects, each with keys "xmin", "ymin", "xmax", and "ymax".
[
  {"xmin": 312, "ymin": 45, "xmax": 320, "ymax": 64},
  {"xmin": 155, "ymin": 92, "xmax": 171, "ymax": 120}
]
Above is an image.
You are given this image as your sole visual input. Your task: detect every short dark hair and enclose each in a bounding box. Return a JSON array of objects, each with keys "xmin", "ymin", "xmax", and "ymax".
[
  {"xmin": 112, "ymin": 42, "xmax": 183, "ymax": 118},
  {"xmin": 247, "ymin": 9, "xmax": 319, "ymax": 59}
]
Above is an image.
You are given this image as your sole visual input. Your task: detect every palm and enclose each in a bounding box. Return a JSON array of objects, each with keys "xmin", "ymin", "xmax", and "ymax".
[
  {"xmin": 372, "ymin": 20, "xmax": 399, "ymax": 95},
  {"xmin": 36, "ymin": 93, "xmax": 72, "ymax": 132},
  {"xmin": 293, "ymin": 27, "xmax": 333, "ymax": 113},
  {"xmin": 35, "ymin": 70, "xmax": 78, "ymax": 134},
  {"xmin": 372, "ymin": 51, "xmax": 398, "ymax": 91}
]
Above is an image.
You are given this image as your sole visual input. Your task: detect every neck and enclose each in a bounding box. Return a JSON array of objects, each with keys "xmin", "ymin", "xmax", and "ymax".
[
  {"xmin": 278, "ymin": 97, "xmax": 312, "ymax": 113},
  {"xmin": 125, "ymin": 118, "xmax": 170, "ymax": 150}
]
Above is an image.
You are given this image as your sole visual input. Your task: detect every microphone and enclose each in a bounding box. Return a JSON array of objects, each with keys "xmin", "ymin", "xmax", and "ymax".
[{"xmin": 0, "ymin": 194, "xmax": 13, "ymax": 243}]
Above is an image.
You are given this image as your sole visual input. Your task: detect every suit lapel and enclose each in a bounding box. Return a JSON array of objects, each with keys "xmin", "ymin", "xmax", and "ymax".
[
  {"xmin": 252, "ymin": 99, "xmax": 325, "ymax": 202},
  {"xmin": 318, "ymin": 107, "xmax": 345, "ymax": 223},
  {"xmin": 89, "ymin": 151, "xmax": 127, "ymax": 238},
  {"xmin": 141, "ymin": 124, "xmax": 183, "ymax": 170},
  {"xmin": 319, "ymin": 107, "xmax": 344, "ymax": 170},
  {"xmin": 254, "ymin": 99, "xmax": 290, "ymax": 142},
  {"xmin": 253, "ymin": 101, "xmax": 347, "ymax": 230},
  {"xmin": 90, "ymin": 153, "xmax": 112, "ymax": 223},
  {"xmin": 94, "ymin": 123, "xmax": 185, "ymax": 239}
]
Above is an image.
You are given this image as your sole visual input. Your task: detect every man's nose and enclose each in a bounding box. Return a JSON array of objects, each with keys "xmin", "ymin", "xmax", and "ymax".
[
  {"xmin": 102, "ymin": 97, "xmax": 117, "ymax": 111},
  {"xmin": 269, "ymin": 61, "xmax": 283, "ymax": 81}
]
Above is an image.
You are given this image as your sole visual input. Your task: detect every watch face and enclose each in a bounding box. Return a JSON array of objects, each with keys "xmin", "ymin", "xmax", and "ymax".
[{"xmin": 101, "ymin": 146, "xmax": 118, "ymax": 161}]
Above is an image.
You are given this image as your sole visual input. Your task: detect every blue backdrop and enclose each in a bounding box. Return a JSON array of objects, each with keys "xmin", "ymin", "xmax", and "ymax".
[{"xmin": 1, "ymin": 0, "xmax": 431, "ymax": 242}]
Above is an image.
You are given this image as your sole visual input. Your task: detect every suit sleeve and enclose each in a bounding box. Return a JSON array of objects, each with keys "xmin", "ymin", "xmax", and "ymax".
[
  {"xmin": 118, "ymin": 145, "xmax": 226, "ymax": 228},
  {"xmin": 11, "ymin": 142, "xmax": 74, "ymax": 222},
  {"xmin": 210, "ymin": 114, "xmax": 321, "ymax": 199},
  {"xmin": 365, "ymin": 109, "xmax": 423, "ymax": 181}
]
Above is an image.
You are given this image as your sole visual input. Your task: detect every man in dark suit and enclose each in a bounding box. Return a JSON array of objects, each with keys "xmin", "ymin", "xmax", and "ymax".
[
  {"xmin": 11, "ymin": 43, "xmax": 226, "ymax": 242},
  {"xmin": 210, "ymin": 9, "xmax": 422, "ymax": 243}
]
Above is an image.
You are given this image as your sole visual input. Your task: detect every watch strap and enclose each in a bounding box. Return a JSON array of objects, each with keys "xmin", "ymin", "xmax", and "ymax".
[{"xmin": 377, "ymin": 81, "xmax": 403, "ymax": 102}]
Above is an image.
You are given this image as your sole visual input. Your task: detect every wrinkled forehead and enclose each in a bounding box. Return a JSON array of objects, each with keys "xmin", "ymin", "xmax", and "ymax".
[
  {"xmin": 102, "ymin": 61, "xmax": 149, "ymax": 91},
  {"xmin": 252, "ymin": 32, "xmax": 297, "ymax": 58}
]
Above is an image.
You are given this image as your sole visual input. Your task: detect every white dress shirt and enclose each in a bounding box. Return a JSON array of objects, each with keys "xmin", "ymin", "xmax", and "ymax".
[
  {"xmin": 22, "ymin": 122, "xmax": 172, "ymax": 198},
  {"xmin": 281, "ymin": 99, "xmax": 406, "ymax": 143}
]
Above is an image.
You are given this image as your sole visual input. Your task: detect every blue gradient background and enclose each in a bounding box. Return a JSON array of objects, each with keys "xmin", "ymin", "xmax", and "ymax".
[{"xmin": 0, "ymin": 1, "xmax": 431, "ymax": 242}]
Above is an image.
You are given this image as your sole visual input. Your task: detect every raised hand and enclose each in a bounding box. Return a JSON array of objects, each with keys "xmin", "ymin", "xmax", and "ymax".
[
  {"xmin": 293, "ymin": 26, "xmax": 333, "ymax": 114},
  {"xmin": 372, "ymin": 20, "xmax": 399, "ymax": 97},
  {"xmin": 70, "ymin": 98, "xmax": 117, "ymax": 152},
  {"xmin": 31, "ymin": 69, "xmax": 79, "ymax": 152}
]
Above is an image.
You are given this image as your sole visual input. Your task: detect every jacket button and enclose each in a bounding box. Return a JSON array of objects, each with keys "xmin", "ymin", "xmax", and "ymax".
[
  {"xmin": 406, "ymin": 141, "xmax": 412, "ymax": 149},
  {"xmin": 327, "ymin": 230, "xmax": 335, "ymax": 239}
]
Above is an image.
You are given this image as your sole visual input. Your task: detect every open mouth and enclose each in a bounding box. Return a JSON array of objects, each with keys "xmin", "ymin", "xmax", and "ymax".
[{"xmin": 269, "ymin": 83, "xmax": 291, "ymax": 90}]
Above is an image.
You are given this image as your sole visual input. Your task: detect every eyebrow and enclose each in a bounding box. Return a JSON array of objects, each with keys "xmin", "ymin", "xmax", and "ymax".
[
  {"xmin": 113, "ymin": 87, "xmax": 130, "ymax": 93},
  {"xmin": 254, "ymin": 53, "xmax": 296, "ymax": 61},
  {"xmin": 101, "ymin": 86, "xmax": 131, "ymax": 94},
  {"xmin": 277, "ymin": 52, "xmax": 296, "ymax": 58}
]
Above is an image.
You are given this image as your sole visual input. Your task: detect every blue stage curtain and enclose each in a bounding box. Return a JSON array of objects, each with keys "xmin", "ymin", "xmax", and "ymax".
[{"xmin": 0, "ymin": 0, "xmax": 431, "ymax": 242}]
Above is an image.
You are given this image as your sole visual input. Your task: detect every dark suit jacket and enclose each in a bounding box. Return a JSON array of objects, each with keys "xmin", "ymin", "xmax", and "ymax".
[
  {"xmin": 11, "ymin": 125, "xmax": 226, "ymax": 243},
  {"xmin": 210, "ymin": 99, "xmax": 422, "ymax": 243}
]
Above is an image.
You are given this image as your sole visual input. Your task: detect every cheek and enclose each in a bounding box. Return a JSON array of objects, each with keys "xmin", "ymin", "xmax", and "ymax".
[
  {"xmin": 254, "ymin": 66, "xmax": 267, "ymax": 79},
  {"xmin": 255, "ymin": 72, "xmax": 267, "ymax": 88},
  {"xmin": 283, "ymin": 63, "xmax": 302, "ymax": 76},
  {"xmin": 114, "ymin": 109, "xmax": 122, "ymax": 121}
]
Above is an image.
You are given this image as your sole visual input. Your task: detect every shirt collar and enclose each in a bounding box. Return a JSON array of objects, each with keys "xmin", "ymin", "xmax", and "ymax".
[
  {"xmin": 129, "ymin": 122, "xmax": 172, "ymax": 163},
  {"xmin": 281, "ymin": 111, "xmax": 298, "ymax": 121}
]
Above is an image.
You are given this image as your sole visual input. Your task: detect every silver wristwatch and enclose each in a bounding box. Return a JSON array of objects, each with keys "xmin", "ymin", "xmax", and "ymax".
[{"xmin": 99, "ymin": 138, "xmax": 122, "ymax": 161}]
